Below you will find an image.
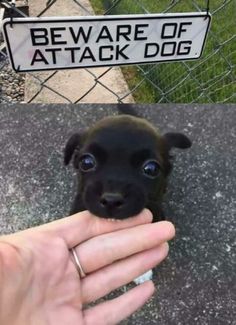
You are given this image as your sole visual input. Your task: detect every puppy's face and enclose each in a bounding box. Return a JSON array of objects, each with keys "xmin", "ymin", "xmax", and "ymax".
[{"xmin": 65, "ymin": 115, "xmax": 191, "ymax": 219}]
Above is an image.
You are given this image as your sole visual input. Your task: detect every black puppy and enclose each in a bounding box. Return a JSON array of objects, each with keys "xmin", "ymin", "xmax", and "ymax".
[{"xmin": 64, "ymin": 114, "xmax": 191, "ymax": 221}]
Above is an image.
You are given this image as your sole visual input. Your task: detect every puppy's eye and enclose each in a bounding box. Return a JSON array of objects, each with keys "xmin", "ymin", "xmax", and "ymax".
[
  {"xmin": 79, "ymin": 154, "xmax": 97, "ymax": 172},
  {"xmin": 142, "ymin": 160, "xmax": 160, "ymax": 178}
]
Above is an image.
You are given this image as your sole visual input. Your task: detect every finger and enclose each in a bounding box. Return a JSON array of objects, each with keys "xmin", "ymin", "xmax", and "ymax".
[
  {"xmin": 84, "ymin": 281, "xmax": 155, "ymax": 325},
  {"xmin": 81, "ymin": 242, "xmax": 169, "ymax": 304},
  {"xmin": 18, "ymin": 209, "xmax": 153, "ymax": 248},
  {"xmin": 76, "ymin": 221, "xmax": 175, "ymax": 273}
]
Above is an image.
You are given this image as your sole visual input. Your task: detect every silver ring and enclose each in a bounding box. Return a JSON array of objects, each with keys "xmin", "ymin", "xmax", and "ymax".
[{"xmin": 71, "ymin": 247, "xmax": 86, "ymax": 278}]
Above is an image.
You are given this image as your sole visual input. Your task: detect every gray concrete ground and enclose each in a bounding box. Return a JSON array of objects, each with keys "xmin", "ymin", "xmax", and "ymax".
[
  {"xmin": 0, "ymin": 104, "xmax": 235, "ymax": 324},
  {"xmin": 25, "ymin": 0, "xmax": 134, "ymax": 103}
]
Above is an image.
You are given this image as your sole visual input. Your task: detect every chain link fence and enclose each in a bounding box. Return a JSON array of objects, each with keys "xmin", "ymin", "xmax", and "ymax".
[{"xmin": 0, "ymin": 0, "xmax": 235, "ymax": 103}]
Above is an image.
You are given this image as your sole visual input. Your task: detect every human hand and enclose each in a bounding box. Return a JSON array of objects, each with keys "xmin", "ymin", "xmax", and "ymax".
[{"xmin": 0, "ymin": 209, "xmax": 175, "ymax": 325}]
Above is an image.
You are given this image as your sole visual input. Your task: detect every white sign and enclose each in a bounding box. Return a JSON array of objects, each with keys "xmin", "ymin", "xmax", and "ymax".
[{"xmin": 2, "ymin": 13, "xmax": 211, "ymax": 72}]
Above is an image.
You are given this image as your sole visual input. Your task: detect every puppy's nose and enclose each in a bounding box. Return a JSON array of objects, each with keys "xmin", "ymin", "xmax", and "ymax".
[{"xmin": 100, "ymin": 193, "xmax": 124, "ymax": 209}]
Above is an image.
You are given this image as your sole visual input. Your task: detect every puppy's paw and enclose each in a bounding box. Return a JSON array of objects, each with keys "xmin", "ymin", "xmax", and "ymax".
[{"xmin": 134, "ymin": 269, "xmax": 153, "ymax": 285}]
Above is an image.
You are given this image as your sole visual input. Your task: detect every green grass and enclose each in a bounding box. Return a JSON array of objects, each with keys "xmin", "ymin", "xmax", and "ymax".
[{"xmin": 90, "ymin": 0, "xmax": 236, "ymax": 103}]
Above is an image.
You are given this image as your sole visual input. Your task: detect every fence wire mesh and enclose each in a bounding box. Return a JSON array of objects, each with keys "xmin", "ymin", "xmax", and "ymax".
[{"xmin": 0, "ymin": 0, "xmax": 235, "ymax": 103}]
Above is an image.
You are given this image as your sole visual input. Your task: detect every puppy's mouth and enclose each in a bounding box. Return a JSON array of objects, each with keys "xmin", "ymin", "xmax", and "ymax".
[
  {"xmin": 83, "ymin": 185, "xmax": 146, "ymax": 220},
  {"xmin": 86, "ymin": 204, "xmax": 143, "ymax": 220}
]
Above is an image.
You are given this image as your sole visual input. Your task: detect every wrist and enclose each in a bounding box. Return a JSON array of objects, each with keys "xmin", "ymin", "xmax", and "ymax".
[{"xmin": 0, "ymin": 240, "xmax": 25, "ymax": 325}]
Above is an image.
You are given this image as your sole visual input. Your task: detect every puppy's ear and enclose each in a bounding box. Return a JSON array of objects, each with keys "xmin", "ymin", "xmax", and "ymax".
[
  {"xmin": 163, "ymin": 132, "xmax": 192, "ymax": 150},
  {"xmin": 64, "ymin": 133, "xmax": 83, "ymax": 166}
]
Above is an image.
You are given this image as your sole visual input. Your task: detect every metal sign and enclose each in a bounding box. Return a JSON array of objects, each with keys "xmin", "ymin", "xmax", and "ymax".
[{"xmin": 2, "ymin": 13, "xmax": 211, "ymax": 72}]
